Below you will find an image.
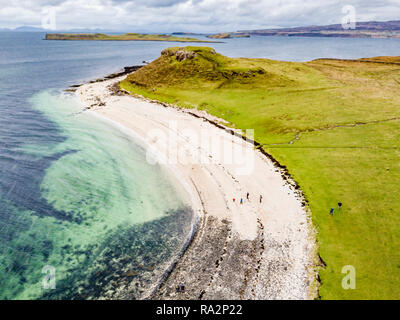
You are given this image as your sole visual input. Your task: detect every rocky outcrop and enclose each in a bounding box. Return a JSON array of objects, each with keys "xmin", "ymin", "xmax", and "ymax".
[
  {"xmin": 161, "ymin": 48, "xmax": 199, "ymax": 61},
  {"xmin": 175, "ymin": 50, "xmax": 197, "ymax": 61}
]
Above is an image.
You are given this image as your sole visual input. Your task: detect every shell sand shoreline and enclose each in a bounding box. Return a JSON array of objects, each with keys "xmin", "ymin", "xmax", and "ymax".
[{"xmin": 76, "ymin": 72, "xmax": 318, "ymax": 300}]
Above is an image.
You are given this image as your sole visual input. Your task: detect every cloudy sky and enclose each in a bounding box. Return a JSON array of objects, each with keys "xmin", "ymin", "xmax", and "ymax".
[{"xmin": 1, "ymin": 0, "xmax": 399, "ymax": 32}]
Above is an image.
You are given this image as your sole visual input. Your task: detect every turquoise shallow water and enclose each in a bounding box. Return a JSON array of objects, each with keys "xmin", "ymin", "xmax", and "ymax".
[
  {"xmin": 1, "ymin": 90, "xmax": 194, "ymax": 299},
  {"xmin": 0, "ymin": 31, "xmax": 201, "ymax": 300}
]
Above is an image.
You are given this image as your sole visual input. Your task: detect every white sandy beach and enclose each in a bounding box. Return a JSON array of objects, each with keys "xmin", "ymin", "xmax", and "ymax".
[{"xmin": 76, "ymin": 75, "xmax": 317, "ymax": 300}]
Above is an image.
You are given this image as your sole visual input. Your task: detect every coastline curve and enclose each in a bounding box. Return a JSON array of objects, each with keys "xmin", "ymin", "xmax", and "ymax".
[{"xmin": 76, "ymin": 73, "xmax": 318, "ymax": 300}]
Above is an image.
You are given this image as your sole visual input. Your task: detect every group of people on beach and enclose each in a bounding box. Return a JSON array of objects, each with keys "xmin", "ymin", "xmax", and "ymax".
[{"xmin": 232, "ymin": 193, "xmax": 263, "ymax": 205}]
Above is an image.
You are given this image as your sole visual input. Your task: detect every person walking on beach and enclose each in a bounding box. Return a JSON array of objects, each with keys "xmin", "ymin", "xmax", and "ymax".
[
  {"xmin": 246, "ymin": 192, "xmax": 249, "ymax": 200},
  {"xmin": 233, "ymin": 198, "xmax": 235, "ymax": 202},
  {"xmin": 176, "ymin": 282, "xmax": 185, "ymax": 293},
  {"xmin": 240, "ymin": 198, "xmax": 243, "ymax": 204},
  {"xmin": 260, "ymin": 195, "xmax": 263, "ymax": 203}
]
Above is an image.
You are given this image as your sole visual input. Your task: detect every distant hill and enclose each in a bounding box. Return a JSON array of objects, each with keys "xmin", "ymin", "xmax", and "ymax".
[
  {"xmin": 0, "ymin": 26, "xmax": 115, "ymax": 33},
  {"xmin": 13, "ymin": 26, "xmax": 46, "ymax": 32},
  {"xmin": 238, "ymin": 20, "xmax": 400, "ymax": 38}
]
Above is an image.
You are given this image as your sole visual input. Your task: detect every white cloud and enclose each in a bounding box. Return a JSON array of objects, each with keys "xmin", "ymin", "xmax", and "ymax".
[{"xmin": 0, "ymin": 0, "xmax": 398, "ymax": 32}]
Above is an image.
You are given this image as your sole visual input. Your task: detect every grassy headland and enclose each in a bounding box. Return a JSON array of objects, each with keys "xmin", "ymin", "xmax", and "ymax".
[
  {"xmin": 120, "ymin": 46, "xmax": 400, "ymax": 299},
  {"xmin": 45, "ymin": 33, "xmax": 216, "ymax": 42}
]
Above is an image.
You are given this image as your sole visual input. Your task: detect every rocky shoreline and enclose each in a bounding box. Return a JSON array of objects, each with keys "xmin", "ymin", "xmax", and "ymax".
[{"xmin": 65, "ymin": 66, "xmax": 144, "ymax": 92}]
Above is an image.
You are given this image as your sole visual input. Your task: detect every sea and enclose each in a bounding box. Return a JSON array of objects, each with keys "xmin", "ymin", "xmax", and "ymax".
[{"xmin": 0, "ymin": 31, "xmax": 399, "ymax": 299}]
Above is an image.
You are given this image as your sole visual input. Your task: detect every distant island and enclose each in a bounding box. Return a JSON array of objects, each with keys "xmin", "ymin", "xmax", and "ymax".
[
  {"xmin": 207, "ymin": 32, "xmax": 250, "ymax": 39},
  {"xmin": 45, "ymin": 33, "xmax": 217, "ymax": 42},
  {"xmin": 172, "ymin": 32, "xmax": 207, "ymax": 36},
  {"xmin": 236, "ymin": 20, "xmax": 400, "ymax": 38}
]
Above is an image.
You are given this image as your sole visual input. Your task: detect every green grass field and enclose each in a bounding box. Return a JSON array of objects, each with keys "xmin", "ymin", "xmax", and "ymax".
[{"xmin": 120, "ymin": 46, "xmax": 400, "ymax": 299}]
